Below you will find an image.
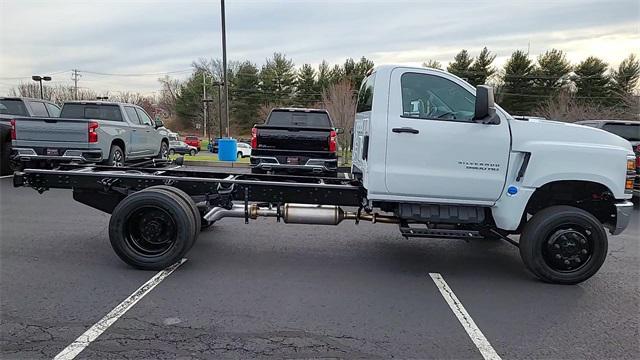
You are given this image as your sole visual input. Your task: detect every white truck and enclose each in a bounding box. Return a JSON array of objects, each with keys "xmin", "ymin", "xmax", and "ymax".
[{"xmin": 13, "ymin": 65, "xmax": 636, "ymax": 285}]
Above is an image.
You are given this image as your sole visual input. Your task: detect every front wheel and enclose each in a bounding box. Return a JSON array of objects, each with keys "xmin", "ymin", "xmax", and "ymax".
[
  {"xmin": 519, "ymin": 205, "xmax": 607, "ymax": 285},
  {"xmin": 169, "ymin": 149, "xmax": 175, "ymax": 155},
  {"xmin": 189, "ymin": 149, "xmax": 196, "ymax": 156}
]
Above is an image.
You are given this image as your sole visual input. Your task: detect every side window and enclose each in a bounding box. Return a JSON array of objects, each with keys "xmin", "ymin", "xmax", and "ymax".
[
  {"xmin": 28, "ymin": 101, "xmax": 49, "ymax": 116},
  {"xmin": 400, "ymin": 73, "xmax": 475, "ymax": 122},
  {"xmin": 45, "ymin": 103, "xmax": 61, "ymax": 117},
  {"xmin": 356, "ymin": 74, "xmax": 375, "ymax": 113},
  {"xmin": 135, "ymin": 108, "xmax": 153, "ymax": 126},
  {"xmin": 124, "ymin": 106, "xmax": 140, "ymax": 124}
]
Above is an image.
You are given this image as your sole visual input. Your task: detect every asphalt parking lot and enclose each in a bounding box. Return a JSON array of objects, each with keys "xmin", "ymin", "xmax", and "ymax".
[{"xmin": 1, "ymin": 172, "xmax": 638, "ymax": 359}]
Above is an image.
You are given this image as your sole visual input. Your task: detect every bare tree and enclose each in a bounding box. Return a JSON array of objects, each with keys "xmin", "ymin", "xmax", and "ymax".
[
  {"xmin": 322, "ymin": 80, "xmax": 356, "ymax": 163},
  {"xmin": 537, "ymin": 90, "xmax": 638, "ymax": 122}
]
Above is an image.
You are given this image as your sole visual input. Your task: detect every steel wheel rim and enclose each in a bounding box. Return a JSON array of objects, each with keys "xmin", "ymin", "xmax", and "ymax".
[
  {"xmin": 542, "ymin": 225, "xmax": 593, "ymax": 273},
  {"xmin": 124, "ymin": 205, "xmax": 177, "ymax": 257},
  {"xmin": 113, "ymin": 150, "xmax": 124, "ymax": 167}
]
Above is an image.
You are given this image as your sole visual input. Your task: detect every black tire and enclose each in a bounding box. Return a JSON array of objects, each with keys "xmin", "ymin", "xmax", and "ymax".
[
  {"xmin": 250, "ymin": 168, "xmax": 265, "ymax": 174},
  {"xmin": 237, "ymin": 152, "xmax": 242, "ymax": 160},
  {"xmin": 142, "ymin": 185, "xmax": 202, "ymax": 237},
  {"xmin": 109, "ymin": 189, "xmax": 196, "ymax": 270},
  {"xmin": 156, "ymin": 141, "xmax": 169, "ymax": 160},
  {"xmin": 519, "ymin": 205, "xmax": 607, "ymax": 285},
  {"xmin": 189, "ymin": 149, "xmax": 196, "ymax": 156},
  {"xmin": 169, "ymin": 149, "xmax": 175, "ymax": 155},
  {"xmin": 105, "ymin": 144, "xmax": 125, "ymax": 167}
]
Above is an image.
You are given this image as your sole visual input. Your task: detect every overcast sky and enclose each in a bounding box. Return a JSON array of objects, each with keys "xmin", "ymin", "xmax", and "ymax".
[{"xmin": 1, "ymin": 0, "xmax": 638, "ymax": 96}]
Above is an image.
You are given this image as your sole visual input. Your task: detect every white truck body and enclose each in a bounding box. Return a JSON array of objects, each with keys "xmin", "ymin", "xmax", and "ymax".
[{"xmin": 352, "ymin": 65, "xmax": 634, "ymax": 233}]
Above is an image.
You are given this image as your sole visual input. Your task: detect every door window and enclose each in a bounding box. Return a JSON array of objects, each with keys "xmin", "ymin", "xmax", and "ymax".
[
  {"xmin": 356, "ymin": 74, "xmax": 375, "ymax": 113},
  {"xmin": 45, "ymin": 103, "xmax": 61, "ymax": 117},
  {"xmin": 28, "ymin": 101, "xmax": 49, "ymax": 116},
  {"xmin": 400, "ymin": 73, "xmax": 475, "ymax": 122},
  {"xmin": 135, "ymin": 108, "xmax": 153, "ymax": 126},
  {"xmin": 124, "ymin": 106, "xmax": 140, "ymax": 124}
]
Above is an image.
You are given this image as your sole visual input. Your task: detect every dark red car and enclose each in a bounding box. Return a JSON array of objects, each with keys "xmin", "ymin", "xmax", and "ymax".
[{"xmin": 184, "ymin": 135, "xmax": 201, "ymax": 151}]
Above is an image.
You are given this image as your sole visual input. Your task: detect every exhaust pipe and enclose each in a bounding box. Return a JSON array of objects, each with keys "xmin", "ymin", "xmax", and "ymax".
[{"xmin": 203, "ymin": 203, "xmax": 398, "ymax": 225}]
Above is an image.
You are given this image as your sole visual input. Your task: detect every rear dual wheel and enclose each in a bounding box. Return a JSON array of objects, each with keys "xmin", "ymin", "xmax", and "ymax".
[
  {"xmin": 109, "ymin": 188, "xmax": 199, "ymax": 270},
  {"xmin": 519, "ymin": 205, "xmax": 607, "ymax": 284}
]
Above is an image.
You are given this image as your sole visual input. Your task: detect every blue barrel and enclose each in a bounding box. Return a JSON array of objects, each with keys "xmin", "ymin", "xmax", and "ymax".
[{"xmin": 217, "ymin": 138, "xmax": 238, "ymax": 161}]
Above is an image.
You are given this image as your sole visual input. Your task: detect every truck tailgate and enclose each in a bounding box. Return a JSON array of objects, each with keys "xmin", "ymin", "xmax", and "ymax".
[
  {"xmin": 255, "ymin": 126, "xmax": 330, "ymax": 151},
  {"xmin": 15, "ymin": 117, "xmax": 88, "ymax": 143}
]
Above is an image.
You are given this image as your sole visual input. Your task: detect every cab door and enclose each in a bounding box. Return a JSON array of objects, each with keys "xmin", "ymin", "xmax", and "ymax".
[
  {"xmin": 123, "ymin": 106, "xmax": 147, "ymax": 156},
  {"xmin": 135, "ymin": 108, "xmax": 158, "ymax": 156},
  {"xmin": 384, "ymin": 68, "xmax": 510, "ymax": 204}
]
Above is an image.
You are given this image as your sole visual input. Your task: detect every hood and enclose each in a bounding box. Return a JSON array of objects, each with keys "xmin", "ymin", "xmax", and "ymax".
[{"xmin": 510, "ymin": 118, "xmax": 634, "ymax": 154}]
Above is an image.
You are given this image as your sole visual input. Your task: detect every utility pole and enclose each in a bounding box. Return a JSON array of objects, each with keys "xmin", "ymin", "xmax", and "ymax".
[
  {"xmin": 72, "ymin": 69, "xmax": 81, "ymax": 100},
  {"xmin": 220, "ymin": 0, "xmax": 230, "ymax": 138},
  {"xmin": 202, "ymin": 73, "xmax": 208, "ymax": 139}
]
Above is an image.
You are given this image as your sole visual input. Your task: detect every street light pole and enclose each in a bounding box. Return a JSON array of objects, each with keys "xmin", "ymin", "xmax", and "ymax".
[
  {"xmin": 31, "ymin": 75, "xmax": 52, "ymax": 99},
  {"xmin": 220, "ymin": 0, "xmax": 230, "ymax": 138}
]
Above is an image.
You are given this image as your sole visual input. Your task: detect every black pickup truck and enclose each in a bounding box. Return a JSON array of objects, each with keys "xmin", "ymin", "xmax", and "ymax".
[{"xmin": 250, "ymin": 108, "xmax": 341, "ymax": 176}]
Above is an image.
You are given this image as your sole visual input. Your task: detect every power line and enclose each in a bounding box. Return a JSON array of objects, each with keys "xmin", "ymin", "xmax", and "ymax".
[{"xmin": 79, "ymin": 69, "xmax": 192, "ymax": 77}]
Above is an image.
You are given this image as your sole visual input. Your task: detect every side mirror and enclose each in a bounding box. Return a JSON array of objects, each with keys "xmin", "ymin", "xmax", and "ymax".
[
  {"xmin": 335, "ymin": 128, "xmax": 344, "ymax": 134},
  {"xmin": 473, "ymin": 85, "xmax": 500, "ymax": 125},
  {"xmin": 154, "ymin": 119, "xmax": 164, "ymax": 129}
]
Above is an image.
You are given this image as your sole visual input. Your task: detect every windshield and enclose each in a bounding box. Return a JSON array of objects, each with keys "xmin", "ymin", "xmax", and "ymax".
[
  {"xmin": 602, "ymin": 123, "xmax": 640, "ymax": 141},
  {"xmin": 0, "ymin": 99, "xmax": 28, "ymax": 116},
  {"xmin": 267, "ymin": 110, "xmax": 332, "ymax": 127},
  {"xmin": 60, "ymin": 103, "xmax": 123, "ymax": 121}
]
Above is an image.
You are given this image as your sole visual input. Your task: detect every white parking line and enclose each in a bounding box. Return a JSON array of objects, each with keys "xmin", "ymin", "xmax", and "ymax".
[
  {"xmin": 54, "ymin": 258, "xmax": 187, "ymax": 360},
  {"xmin": 429, "ymin": 273, "xmax": 502, "ymax": 360},
  {"xmin": 0, "ymin": 174, "xmax": 13, "ymax": 179}
]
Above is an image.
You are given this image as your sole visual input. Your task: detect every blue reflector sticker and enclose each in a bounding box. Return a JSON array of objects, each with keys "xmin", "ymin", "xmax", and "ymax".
[{"xmin": 507, "ymin": 186, "xmax": 518, "ymax": 196}]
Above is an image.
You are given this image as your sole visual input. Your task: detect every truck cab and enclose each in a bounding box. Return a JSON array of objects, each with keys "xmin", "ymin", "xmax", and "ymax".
[{"xmin": 352, "ymin": 65, "xmax": 635, "ymax": 282}]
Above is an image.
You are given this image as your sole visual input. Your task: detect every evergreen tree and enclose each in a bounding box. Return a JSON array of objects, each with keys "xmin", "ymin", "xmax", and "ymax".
[
  {"xmin": 500, "ymin": 50, "xmax": 536, "ymax": 114},
  {"xmin": 447, "ymin": 50, "xmax": 474, "ymax": 80},
  {"xmin": 174, "ymin": 71, "xmax": 207, "ymax": 129},
  {"xmin": 229, "ymin": 61, "xmax": 260, "ymax": 132},
  {"xmin": 468, "ymin": 47, "xmax": 496, "ymax": 86},
  {"xmin": 317, "ymin": 60, "xmax": 331, "ymax": 94},
  {"xmin": 422, "ymin": 59, "xmax": 442, "ymax": 70},
  {"xmin": 328, "ymin": 64, "xmax": 344, "ymax": 85},
  {"xmin": 574, "ymin": 56, "xmax": 610, "ymax": 106},
  {"xmin": 530, "ymin": 49, "xmax": 572, "ymax": 109},
  {"xmin": 611, "ymin": 54, "xmax": 640, "ymax": 97},
  {"xmin": 259, "ymin": 52, "xmax": 297, "ymax": 105},
  {"xmin": 296, "ymin": 63, "xmax": 319, "ymax": 106},
  {"xmin": 353, "ymin": 56, "xmax": 375, "ymax": 87}
]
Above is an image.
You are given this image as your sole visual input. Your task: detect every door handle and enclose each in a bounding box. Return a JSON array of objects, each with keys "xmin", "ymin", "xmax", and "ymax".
[{"xmin": 392, "ymin": 127, "xmax": 419, "ymax": 134}]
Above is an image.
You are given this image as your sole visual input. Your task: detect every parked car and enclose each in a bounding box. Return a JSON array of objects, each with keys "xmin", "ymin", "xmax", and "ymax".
[
  {"xmin": 169, "ymin": 140, "xmax": 198, "ymax": 156},
  {"xmin": 576, "ymin": 120, "xmax": 640, "ymax": 199},
  {"xmin": 184, "ymin": 135, "xmax": 201, "ymax": 150},
  {"xmin": 236, "ymin": 142, "xmax": 251, "ymax": 158},
  {"xmin": 207, "ymin": 138, "xmax": 219, "ymax": 153},
  {"xmin": 250, "ymin": 108, "xmax": 341, "ymax": 176},
  {"xmin": 0, "ymin": 97, "xmax": 61, "ymax": 174},
  {"xmin": 11, "ymin": 101, "xmax": 169, "ymax": 168}
]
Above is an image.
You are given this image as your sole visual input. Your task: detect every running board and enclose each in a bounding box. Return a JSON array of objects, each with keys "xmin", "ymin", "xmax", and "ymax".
[{"xmin": 399, "ymin": 226, "xmax": 483, "ymax": 240}]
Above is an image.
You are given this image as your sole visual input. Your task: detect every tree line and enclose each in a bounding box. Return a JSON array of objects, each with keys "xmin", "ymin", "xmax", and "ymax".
[{"xmin": 8, "ymin": 49, "xmax": 639, "ymax": 138}]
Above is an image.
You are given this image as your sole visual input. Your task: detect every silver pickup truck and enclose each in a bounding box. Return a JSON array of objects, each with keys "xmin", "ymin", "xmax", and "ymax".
[
  {"xmin": 11, "ymin": 101, "xmax": 169, "ymax": 167},
  {"xmin": 1, "ymin": 97, "xmax": 62, "ymax": 174}
]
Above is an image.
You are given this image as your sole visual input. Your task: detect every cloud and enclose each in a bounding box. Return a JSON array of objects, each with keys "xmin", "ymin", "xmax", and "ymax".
[{"xmin": 1, "ymin": 0, "xmax": 638, "ymax": 94}]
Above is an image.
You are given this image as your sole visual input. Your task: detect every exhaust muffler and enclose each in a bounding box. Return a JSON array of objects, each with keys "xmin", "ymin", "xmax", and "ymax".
[{"xmin": 203, "ymin": 203, "xmax": 398, "ymax": 225}]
